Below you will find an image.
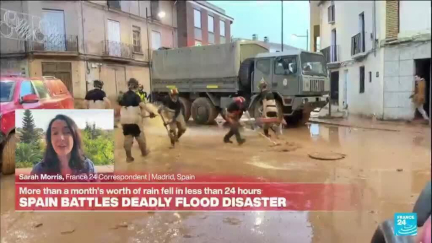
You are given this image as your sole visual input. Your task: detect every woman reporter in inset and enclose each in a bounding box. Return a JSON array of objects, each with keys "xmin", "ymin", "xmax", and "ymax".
[{"xmin": 31, "ymin": 114, "xmax": 96, "ymax": 180}]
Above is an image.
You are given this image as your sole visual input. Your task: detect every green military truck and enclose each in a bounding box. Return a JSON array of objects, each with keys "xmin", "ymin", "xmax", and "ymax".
[{"xmin": 151, "ymin": 41, "xmax": 330, "ymax": 125}]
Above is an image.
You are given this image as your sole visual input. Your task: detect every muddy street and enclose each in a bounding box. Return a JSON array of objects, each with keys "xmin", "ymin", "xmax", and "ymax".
[{"xmin": 1, "ymin": 116, "xmax": 431, "ymax": 243}]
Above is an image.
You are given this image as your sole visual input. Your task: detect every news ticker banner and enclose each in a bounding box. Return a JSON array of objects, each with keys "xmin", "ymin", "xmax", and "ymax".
[{"xmin": 16, "ymin": 182, "xmax": 359, "ymax": 211}]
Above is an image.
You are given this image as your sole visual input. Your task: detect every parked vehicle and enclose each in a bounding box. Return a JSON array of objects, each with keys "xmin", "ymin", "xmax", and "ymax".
[
  {"xmin": 151, "ymin": 41, "xmax": 330, "ymax": 125},
  {"xmin": 0, "ymin": 75, "xmax": 74, "ymax": 175}
]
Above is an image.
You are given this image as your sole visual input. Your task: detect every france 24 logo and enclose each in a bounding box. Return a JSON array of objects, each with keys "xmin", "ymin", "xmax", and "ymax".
[{"xmin": 394, "ymin": 213, "xmax": 417, "ymax": 236}]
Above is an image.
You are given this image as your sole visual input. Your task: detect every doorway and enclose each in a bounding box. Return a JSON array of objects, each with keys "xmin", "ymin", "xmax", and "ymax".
[
  {"xmin": 414, "ymin": 58, "xmax": 431, "ymax": 119},
  {"xmin": 42, "ymin": 62, "xmax": 73, "ymax": 94},
  {"xmin": 100, "ymin": 65, "xmax": 126, "ymax": 100},
  {"xmin": 343, "ymin": 70, "xmax": 348, "ymax": 109},
  {"xmin": 330, "ymin": 71, "xmax": 339, "ymax": 105}
]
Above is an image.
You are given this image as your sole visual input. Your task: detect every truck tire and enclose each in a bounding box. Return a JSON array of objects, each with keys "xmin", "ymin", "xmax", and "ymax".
[
  {"xmin": 252, "ymin": 98, "xmax": 283, "ymax": 127},
  {"xmin": 284, "ymin": 109, "xmax": 310, "ymax": 127},
  {"xmin": 191, "ymin": 97, "xmax": 218, "ymax": 125},
  {"xmin": 239, "ymin": 58, "xmax": 255, "ymax": 89},
  {"xmin": 179, "ymin": 97, "xmax": 191, "ymax": 122},
  {"xmin": 1, "ymin": 133, "xmax": 16, "ymax": 175}
]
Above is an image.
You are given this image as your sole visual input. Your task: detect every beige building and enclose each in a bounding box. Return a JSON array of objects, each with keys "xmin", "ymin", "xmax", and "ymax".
[{"xmin": 0, "ymin": 0, "xmax": 177, "ymax": 106}]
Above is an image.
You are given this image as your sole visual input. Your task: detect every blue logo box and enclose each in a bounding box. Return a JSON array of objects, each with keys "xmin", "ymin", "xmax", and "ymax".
[{"xmin": 394, "ymin": 213, "xmax": 417, "ymax": 236}]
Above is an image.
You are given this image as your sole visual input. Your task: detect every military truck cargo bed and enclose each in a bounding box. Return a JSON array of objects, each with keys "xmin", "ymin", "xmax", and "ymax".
[
  {"xmin": 151, "ymin": 41, "xmax": 268, "ymax": 92},
  {"xmin": 152, "ymin": 77, "xmax": 240, "ymax": 93}
]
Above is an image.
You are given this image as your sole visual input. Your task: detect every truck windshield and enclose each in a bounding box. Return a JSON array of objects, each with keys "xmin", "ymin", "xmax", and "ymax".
[
  {"xmin": 300, "ymin": 53, "xmax": 327, "ymax": 76},
  {"xmin": 0, "ymin": 81, "xmax": 15, "ymax": 102}
]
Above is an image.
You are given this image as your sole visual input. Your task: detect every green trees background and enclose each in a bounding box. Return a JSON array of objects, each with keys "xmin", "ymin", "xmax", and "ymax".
[{"xmin": 16, "ymin": 110, "xmax": 114, "ymax": 168}]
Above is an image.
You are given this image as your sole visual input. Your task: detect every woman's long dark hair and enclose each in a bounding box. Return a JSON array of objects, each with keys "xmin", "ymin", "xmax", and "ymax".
[{"xmin": 42, "ymin": 114, "xmax": 86, "ymax": 173}]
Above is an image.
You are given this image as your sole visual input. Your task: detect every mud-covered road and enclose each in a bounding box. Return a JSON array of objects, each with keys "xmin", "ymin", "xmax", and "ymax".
[{"xmin": 1, "ymin": 113, "xmax": 431, "ymax": 243}]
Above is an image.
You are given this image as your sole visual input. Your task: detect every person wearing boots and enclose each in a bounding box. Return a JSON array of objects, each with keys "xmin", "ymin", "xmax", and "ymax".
[
  {"xmin": 157, "ymin": 88, "xmax": 187, "ymax": 146},
  {"xmin": 410, "ymin": 74, "xmax": 429, "ymax": 121},
  {"xmin": 224, "ymin": 96, "xmax": 247, "ymax": 145},
  {"xmin": 258, "ymin": 80, "xmax": 280, "ymax": 137},
  {"xmin": 119, "ymin": 78, "xmax": 156, "ymax": 162},
  {"xmin": 84, "ymin": 80, "xmax": 111, "ymax": 109}
]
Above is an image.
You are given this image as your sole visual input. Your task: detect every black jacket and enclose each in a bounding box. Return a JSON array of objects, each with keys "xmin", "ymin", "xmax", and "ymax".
[{"xmin": 163, "ymin": 96, "xmax": 182, "ymax": 118}]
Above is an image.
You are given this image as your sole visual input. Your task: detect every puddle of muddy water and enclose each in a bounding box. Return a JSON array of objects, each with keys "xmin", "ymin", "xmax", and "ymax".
[
  {"xmin": 178, "ymin": 211, "xmax": 313, "ymax": 243},
  {"xmin": 247, "ymin": 156, "xmax": 317, "ymax": 171}
]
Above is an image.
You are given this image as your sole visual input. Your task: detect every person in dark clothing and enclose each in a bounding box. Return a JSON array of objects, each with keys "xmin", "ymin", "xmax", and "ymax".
[
  {"xmin": 258, "ymin": 80, "xmax": 281, "ymax": 137},
  {"xmin": 84, "ymin": 80, "xmax": 111, "ymax": 109},
  {"xmin": 119, "ymin": 78, "xmax": 156, "ymax": 162},
  {"xmin": 158, "ymin": 88, "xmax": 186, "ymax": 146},
  {"xmin": 224, "ymin": 96, "xmax": 247, "ymax": 145}
]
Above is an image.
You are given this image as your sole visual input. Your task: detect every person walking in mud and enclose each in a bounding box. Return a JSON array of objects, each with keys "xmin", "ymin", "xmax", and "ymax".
[
  {"xmin": 223, "ymin": 96, "xmax": 247, "ymax": 145},
  {"xmin": 157, "ymin": 88, "xmax": 187, "ymax": 147},
  {"xmin": 258, "ymin": 80, "xmax": 281, "ymax": 137},
  {"xmin": 119, "ymin": 78, "xmax": 156, "ymax": 162},
  {"xmin": 84, "ymin": 80, "xmax": 111, "ymax": 109},
  {"xmin": 410, "ymin": 74, "xmax": 429, "ymax": 121}
]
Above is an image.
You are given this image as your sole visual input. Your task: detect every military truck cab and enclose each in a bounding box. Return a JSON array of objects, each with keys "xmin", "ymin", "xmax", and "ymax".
[
  {"xmin": 248, "ymin": 50, "xmax": 330, "ymax": 124},
  {"xmin": 151, "ymin": 41, "xmax": 329, "ymax": 126}
]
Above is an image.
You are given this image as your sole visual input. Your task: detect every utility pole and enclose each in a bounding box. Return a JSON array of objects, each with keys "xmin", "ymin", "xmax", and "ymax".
[
  {"xmin": 281, "ymin": 0, "xmax": 283, "ymax": 52},
  {"xmin": 306, "ymin": 29, "xmax": 309, "ymax": 51},
  {"xmin": 146, "ymin": 8, "xmax": 153, "ymax": 101}
]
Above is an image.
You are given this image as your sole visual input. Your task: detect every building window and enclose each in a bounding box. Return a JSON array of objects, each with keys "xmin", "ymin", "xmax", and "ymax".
[
  {"xmin": 132, "ymin": 26, "xmax": 141, "ymax": 53},
  {"xmin": 194, "ymin": 9, "xmax": 201, "ymax": 28},
  {"xmin": 369, "ymin": 71, "xmax": 372, "ymax": 82},
  {"xmin": 107, "ymin": 0, "xmax": 121, "ymax": 10},
  {"xmin": 359, "ymin": 12, "xmax": 365, "ymax": 52},
  {"xmin": 151, "ymin": 31, "xmax": 161, "ymax": 50},
  {"xmin": 315, "ymin": 37, "xmax": 321, "ymax": 51},
  {"xmin": 208, "ymin": 15, "xmax": 214, "ymax": 33},
  {"xmin": 359, "ymin": 66, "xmax": 365, "ymax": 93},
  {"xmin": 328, "ymin": 3, "xmax": 335, "ymax": 23},
  {"xmin": 42, "ymin": 9, "xmax": 66, "ymax": 51},
  {"xmin": 107, "ymin": 19, "xmax": 121, "ymax": 56},
  {"xmin": 194, "ymin": 9, "xmax": 202, "ymax": 41},
  {"xmin": 208, "ymin": 15, "xmax": 214, "ymax": 44},
  {"xmin": 150, "ymin": 1, "xmax": 160, "ymax": 21},
  {"xmin": 220, "ymin": 20, "xmax": 225, "ymax": 37}
]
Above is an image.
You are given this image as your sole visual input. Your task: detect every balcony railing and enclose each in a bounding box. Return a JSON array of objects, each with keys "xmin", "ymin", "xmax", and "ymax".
[
  {"xmin": 26, "ymin": 35, "xmax": 78, "ymax": 52},
  {"xmin": 351, "ymin": 33, "xmax": 365, "ymax": 56},
  {"xmin": 102, "ymin": 40, "xmax": 134, "ymax": 59},
  {"xmin": 321, "ymin": 45, "xmax": 339, "ymax": 63}
]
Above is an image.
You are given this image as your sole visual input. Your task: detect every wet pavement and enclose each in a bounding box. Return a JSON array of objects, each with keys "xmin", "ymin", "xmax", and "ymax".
[{"xmin": 1, "ymin": 113, "xmax": 431, "ymax": 243}]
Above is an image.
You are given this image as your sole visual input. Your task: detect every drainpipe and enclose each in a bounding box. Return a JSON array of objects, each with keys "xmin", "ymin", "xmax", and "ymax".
[
  {"xmin": 173, "ymin": 1, "xmax": 176, "ymax": 48},
  {"xmin": 146, "ymin": 8, "xmax": 153, "ymax": 100},
  {"xmin": 80, "ymin": 1, "xmax": 88, "ymax": 94},
  {"xmin": 373, "ymin": 0, "xmax": 376, "ymax": 57}
]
